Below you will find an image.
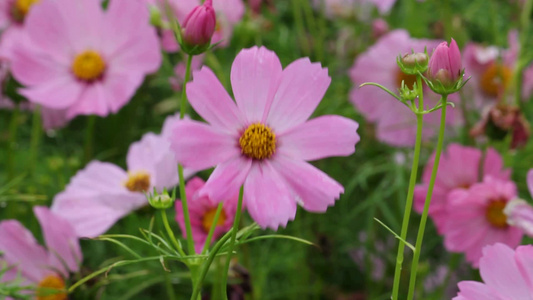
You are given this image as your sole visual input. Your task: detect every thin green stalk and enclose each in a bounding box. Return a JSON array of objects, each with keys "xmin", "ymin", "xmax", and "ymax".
[
  {"xmin": 202, "ymin": 203, "xmax": 224, "ymax": 254},
  {"xmin": 179, "ymin": 54, "xmax": 195, "ymax": 255},
  {"xmin": 407, "ymin": 95, "xmax": 448, "ymax": 300},
  {"xmin": 391, "ymin": 76, "xmax": 425, "ymax": 300},
  {"xmin": 515, "ymin": 0, "xmax": 533, "ymax": 106},
  {"xmin": 161, "ymin": 210, "xmax": 186, "ymax": 257},
  {"xmin": 300, "ymin": 0, "xmax": 322, "ymax": 61},
  {"xmin": 290, "ymin": 0, "xmax": 310, "ymax": 56},
  {"xmin": 7, "ymin": 106, "xmax": 20, "ymax": 180},
  {"xmin": 221, "ymin": 186, "xmax": 244, "ymax": 299},
  {"xmin": 83, "ymin": 116, "xmax": 96, "ymax": 163},
  {"xmin": 29, "ymin": 105, "xmax": 42, "ymax": 173}
]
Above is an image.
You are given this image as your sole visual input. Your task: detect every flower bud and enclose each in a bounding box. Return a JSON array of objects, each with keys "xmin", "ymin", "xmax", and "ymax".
[
  {"xmin": 147, "ymin": 188, "xmax": 175, "ymax": 210},
  {"xmin": 180, "ymin": 0, "xmax": 216, "ymax": 54},
  {"xmin": 428, "ymin": 38, "xmax": 462, "ymax": 87},
  {"xmin": 398, "ymin": 52, "xmax": 428, "ymax": 75}
]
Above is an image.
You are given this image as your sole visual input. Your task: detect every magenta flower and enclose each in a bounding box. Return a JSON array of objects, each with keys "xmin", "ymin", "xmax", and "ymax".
[
  {"xmin": 181, "ymin": 0, "xmax": 216, "ymax": 49},
  {"xmin": 0, "ymin": 206, "xmax": 82, "ymax": 298},
  {"xmin": 504, "ymin": 169, "xmax": 533, "ymax": 235},
  {"xmin": 414, "ymin": 144, "xmax": 511, "ymax": 233},
  {"xmin": 52, "ymin": 119, "xmax": 193, "ymax": 237},
  {"xmin": 175, "ymin": 177, "xmax": 237, "ymax": 253},
  {"xmin": 443, "ymin": 176, "xmax": 523, "ymax": 267},
  {"xmin": 349, "ymin": 30, "xmax": 459, "ymax": 147},
  {"xmin": 454, "ymin": 243, "xmax": 533, "ymax": 300},
  {"xmin": 8, "ymin": 0, "xmax": 161, "ymax": 120},
  {"xmin": 169, "ymin": 46, "xmax": 360, "ymax": 229},
  {"xmin": 427, "ymin": 38, "xmax": 462, "ymax": 87}
]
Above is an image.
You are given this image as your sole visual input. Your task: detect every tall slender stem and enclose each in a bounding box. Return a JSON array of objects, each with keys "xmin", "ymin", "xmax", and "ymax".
[
  {"xmin": 291, "ymin": 0, "xmax": 310, "ymax": 56},
  {"xmin": 391, "ymin": 76, "xmax": 425, "ymax": 300},
  {"xmin": 7, "ymin": 105, "xmax": 20, "ymax": 180},
  {"xmin": 161, "ymin": 210, "xmax": 186, "ymax": 257},
  {"xmin": 515, "ymin": 0, "xmax": 533, "ymax": 106},
  {"xmin": 178, "ymin": 54, "xmax": 195, "ymax": 255},
  {"xmin": 29, "ymin": 105, "xmax": 41, "ymax": 173},
  {"xmin": 221, "ymin": 186, "xmax": 244, "ymax": 299},
  {"xmin": 407, "ymin": 95, "xmax": 448, "ymax": 300},
  {"xmin": 83, "ymin": 116, "xmax": 96, "ymax": 163}
]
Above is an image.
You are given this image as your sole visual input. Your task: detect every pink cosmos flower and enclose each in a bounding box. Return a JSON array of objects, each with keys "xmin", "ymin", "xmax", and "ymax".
[
  {"xmin": 427, "ymin": 38, "xmax": 462, "ymax": 87},
  {"xmin": 170, "ymin": 46, "xmax": 360, "ymax": 229},
  {"xmin": 504, "ymin": 169, "xmax": 533, "ymax": 235},
  {"xmin": 52, "ymin": 117, "xmax": 192, "ymax": 237},
  {"xmin": 8, "ymin": 0, "xmax": 161, "ymax": 120},
  {"xmin": 414, "ymin": 144, "xmax": 511, "ymax": 233},
  {"xmin": 443, "ymin": 176, "xmax": 523, "ymax": 267},
  {"xmin": 175, "ymin": 177, "xmax": 237, "ymax": 253},
  {"xmin": 0, "ymin": 0, "xmax": 41, "ymax": 58},
  {"xmin": 349, "ymin": 30, "xmax": 459, "ymax": 147},
  {"xmin": 453, "ymin": 243, "xmax": 533, "ymax": 300},
  {"xmin": 0, "ymin": 206, "xmax": 82, "ymax": 298}
]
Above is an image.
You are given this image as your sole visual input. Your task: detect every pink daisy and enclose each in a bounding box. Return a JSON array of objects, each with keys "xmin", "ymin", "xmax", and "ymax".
[
  {"xmin": 454, "ymin": 243, "xmax": 533, "ymax": 300},
  {"xmin": 169, "ymin": 46, "xmax": 360, "ymax": 229},
  {"xmin": 349, "ymin": 30, "xmax": 459, "ymax": 147},
  {"xmin": 414, "ymin": 144, "xmax": 511, "ymax": 233},
  {"xmin": 443, "ymin": 176, "xmax": 523, "ymax": 267},
  {"xmin": 8, "ymin": 0, "xmax": 161, "ymax": 120},
  {"xmin": 175, "ymin": 177, "xmax": 237, "ymax": 253},
  {"xmin": 51, "ymin": 117, "xmax": 192, "ymax": 237},
  {"xmin": 0, "ymin": 206, "xmax": 82, "ymax": 299}
]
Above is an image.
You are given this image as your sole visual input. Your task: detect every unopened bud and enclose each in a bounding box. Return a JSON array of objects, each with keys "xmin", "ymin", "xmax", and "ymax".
[
  {"xmin": 147, "ymin": 188, "xmax": 175, "ymax": 210},
  {"xmin": 180, "ymin": 0, "xmax": 216, "ymax": 55},
  {"xmin": 397, "ymin": 52, "xmax": 428, "ymax": 75}
]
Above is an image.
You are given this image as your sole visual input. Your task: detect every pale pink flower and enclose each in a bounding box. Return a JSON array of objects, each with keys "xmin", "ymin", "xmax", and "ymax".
[
  {"xmin": 503, "ymin": 169, "xmax": 533, "ymax": 235},
  {"xmin": 170, "ymin": 46, "xmax": 360, "ymax": 229},
  {"xmin": 454, "ymin": 243, "xmax": 533, "ymax": 300},
  {"xmin": 0, "ymin": 206, "xmax": 82, "ymax": 297},
  {"xmin": 8, "ymin": 0, "xmax": 161, "ymax": 120},
  {"xmin": 414, "ymin": 144, "xmax": 511, "ymax": 233},
  {"xmin": 349, "ymin": 30, "xmax": 459, "ymax": 146},
  {"xmin": 175, "ymin": 177, "xmax": 237, "ymax": 253},
  {"xmin": 0, "ymin": 0, "xmax": 41, "ymax": 57},
  {"xmin": 427, "ymin": 38, "xmax": 462, "ymax": 87},
  {"xmin": 443, "ymin": 177, "xmax": 523, "ymax": 267},
  {"xmin": 52, "ymin": 117, "xmax": 192, "ymax": 237}
]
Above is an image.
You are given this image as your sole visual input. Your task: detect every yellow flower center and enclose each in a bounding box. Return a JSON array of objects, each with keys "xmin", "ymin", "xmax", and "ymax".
[
  {"xmin": 71, "ymin": 51, "xmax": 106, "ymax": 81},
  {"xmin": 239, "ymin": 123, "xmax": 276, "ymax": 160},
  {"xmin": 480, "ymin": 63, "xmax": 512, "ymax": 97},
  {"xmin": 201, "ymin": 208, "xmax": 227, "ymax": 233},
  {"xmin": 37, "ymin": 275, "xmax": 67, "ymax": 300},
  {"xmin": 396, "ymin": 69, "xmax": 417, "ymax": 89},
  {"xmin": 124, "ymin": 171, "xmax": 151, "ymax": 193},
  {"xmin": 485, "ymin": 199, "xmax": 508, "ymax": 229},
  {"xmin": 11, "ymin": 0, "xmax": 40, "ymax": 22}
]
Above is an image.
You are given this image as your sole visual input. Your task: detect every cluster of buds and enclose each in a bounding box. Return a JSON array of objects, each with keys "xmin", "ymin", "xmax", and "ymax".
[
  {"xmin": 180, "ymin": 0, "xmax": 216, "ymax": 55},
  {"xmin": 147, "ymin": 187, "xmax": 176, "ymax": 210},
  {"xmin": 397, "ymin": 51, "xmax": 428, "ymax": 102}
]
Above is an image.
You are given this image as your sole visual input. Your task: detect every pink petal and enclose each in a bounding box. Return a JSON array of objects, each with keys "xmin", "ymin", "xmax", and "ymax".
[
  {"xmin": 18, "ymin": 76, "xmax": 84, "ymax": 110},
  {"xmin": 170, "ymin": 119, "xmax": 238, "ymax": 170},
  {"xmin": 454, "ymin": 281, "xmax": 503, "ymax": 300},
  {"xmin": 100, "ymin": 71, "xmax": 144, "ymax": 113},
  {"xmin": 199, "ymin": 156, "xmax": 252, "ymax": 202},
  {"xmin": 244, "ymin": 162, "xmax": 297, "ymax": 229},
  {"xmin": 278, "ymin": 115, "xmax": 359, "ymax": 161},
  {"xmin": 33, "ymin": 206, "xmax": 82, "ymax": 275},
  {"xmin": 480, "ymin": 243, "xmax": 532, "ymax": 299},
  {"xmin": 230, "ymin": 46, "xmax": 282, "ymax": 123},
  {"xmin": 272, "ymin": 155, "xmax": 344, "ymax": 212},
  {"xmin": 65, "ymin": 83, "xmax": 110, "ymax": 118},
  {"xmin": 0, "ymin": 221, "xmax": 49, "ymax": 283},
  {"xmin": 515, "ymin": 245, "xmax": 533, "ymax": 290},
  {"xmin": 266, "ymin": 58, "xmax": 331, "ymax": 133},
  {"xmin": 126, "ymin": 133, "xmax": 180, "ymax": 190},
  {"xmin": 186, "ymin": 67, "xmax": 244, "ymax": 132}
]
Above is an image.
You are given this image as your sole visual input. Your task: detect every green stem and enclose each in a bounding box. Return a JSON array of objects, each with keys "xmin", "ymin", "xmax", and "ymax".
[
  {"xmin": 407, "ymin": 95, "xmax": 448, "ymax": 300},
  {"xmin": 291, "ymin": 0, "xmax": 310, "ymax": 56},
  {"xmin": 7, "ymin": 106, "xmax": 20, "ymax": 180},
  {"xmin": 29, "ymin": 105, "xmax": 42, "ymax": 173},
  {"xmin": 300, "ymin": 0, "xmax": 322, "ymax": 61},
  {"xmin": 202, "ymin": 203, "xmax": 224, "ymax": 255},
  {"xmin": 391, "ymin": 75, "xmax": 425, "ymax": 300},
  {"xmin": 161, "ymin": 210, "xmax": 186, "ymax": 257},
  {"xmin": 164, "ymin": 271, "xmax": 177, "ymax": 300},
  {"xmin": 221, "ymin": 186, "xmax": 244, "ymax": 299},
  {"xmin": 515, "ymin": 0, "xmax": 533, "ymax": 106},
  {"xmin": 178, "ymin": 54, "xmax": 195, "ymax": 255},
  {"xmin": 83, "ymin": 116, "xmax": 96, "ymax": 163}
]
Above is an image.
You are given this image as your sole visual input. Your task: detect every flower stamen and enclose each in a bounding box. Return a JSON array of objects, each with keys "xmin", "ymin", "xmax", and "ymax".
[
  {"xmin": 11, "ymin": 0, "xmax": 40, "ymax": 22},
  {"xmin": 201, "ymin": 208, "xmax": 226, "ymax": 233},
  {"xmin": 72, "ymin": 51, "xmax": 106, "ymax": 82},
  {"xmin": 239, "ymin": 123, "xmax": 276, "ymax": 160},
  {"xmin": 37, "ymin": 274, "xmax": 67, "ymax": 300},
  {"xmin": 124, "ymin": 171, "xmax": 151, "ymax": 193},
  {"xmin": 480, "ymin": 63, "xmax": 512, "ymax": 97},
  {"xmin": 486, "ymin": 199, "xmax": 508, "ymax": 229}
]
